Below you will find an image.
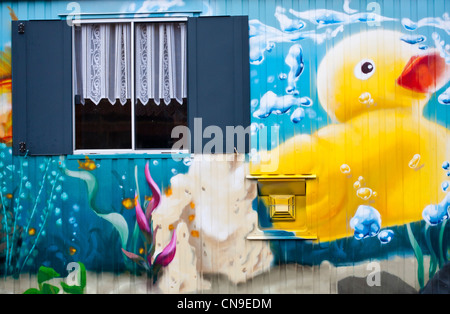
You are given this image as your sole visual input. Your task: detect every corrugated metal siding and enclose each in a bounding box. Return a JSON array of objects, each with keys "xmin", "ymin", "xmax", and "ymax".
[{"xmin": 0, "ymin": 0, "xmax": 449, "ymax": 294}]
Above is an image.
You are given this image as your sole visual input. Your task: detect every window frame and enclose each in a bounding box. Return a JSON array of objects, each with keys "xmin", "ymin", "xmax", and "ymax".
[{"xmin": 71, "ymin": 17, "xmax": 189, "ymax": 156}]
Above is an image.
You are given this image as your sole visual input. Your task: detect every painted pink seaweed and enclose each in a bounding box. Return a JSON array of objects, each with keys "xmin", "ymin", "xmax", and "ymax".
[{"xmin": 121, "ymin": 161, "xmax": 177, "ymax": 282}]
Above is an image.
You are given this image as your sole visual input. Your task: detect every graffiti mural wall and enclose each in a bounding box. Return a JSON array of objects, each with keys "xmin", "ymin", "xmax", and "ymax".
[{"xmin": 0, "ymin": 0, "xmax": 449, "ymax": 294}]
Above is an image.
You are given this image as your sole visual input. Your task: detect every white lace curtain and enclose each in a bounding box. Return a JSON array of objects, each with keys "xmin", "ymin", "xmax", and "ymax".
[
  {"xmin": 74, "ymin": 23, "xmax": 131, "ymax": 105},
  {"xmin": 74, "ymin": 22, "xmax": 187, "ymax": 106},
  {"xmin": 135, "ymin": 22, "xmax": 187, "ymax": 105}
]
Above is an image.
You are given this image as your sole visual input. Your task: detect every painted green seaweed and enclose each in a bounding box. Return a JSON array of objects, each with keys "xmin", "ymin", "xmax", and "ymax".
[
  {"xmin": 406, "ymin": 223, "xmax": 424, "ymax": 289},
  {"xmin": 407, "ymin": 220, "xmax": 449, "ymax": 290},
  {"xmin": 2, "ymin": 155, "xmax": 66, "ymax": 277},
  {"xmin": 438, "ymin": 219, "xmax": 448, "ymax": 267},
  {"xmin": 424, "ymin": 224, "xmax": 438, "ymax": 278},
  {"xmin": 19, "ymin": 158, "xmax": 61, "ymax": 274},
  {"xmin": 60, "ymin": 160, "xmax": 129, "ymax": 249}
]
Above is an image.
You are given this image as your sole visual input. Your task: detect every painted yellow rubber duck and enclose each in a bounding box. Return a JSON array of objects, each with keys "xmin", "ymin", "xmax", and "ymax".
[{"xmin": 250, "ymin": 30, "xmax": 450, "ymax": 242}]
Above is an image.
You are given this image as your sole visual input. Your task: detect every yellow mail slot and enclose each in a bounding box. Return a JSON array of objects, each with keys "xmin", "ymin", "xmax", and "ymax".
[
  {"xmin": 269, "ymin": 195, "xmax": 296, "ymax": 221},
  {"xmin": 247, "ymin": 175, "xmax": 317, "ymax": 240}
]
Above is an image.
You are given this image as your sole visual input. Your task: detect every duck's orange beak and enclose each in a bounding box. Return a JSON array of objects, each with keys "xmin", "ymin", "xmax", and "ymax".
[{"xmin": 397, "ymin": 50, "xmax": 450, "ymax": 94}]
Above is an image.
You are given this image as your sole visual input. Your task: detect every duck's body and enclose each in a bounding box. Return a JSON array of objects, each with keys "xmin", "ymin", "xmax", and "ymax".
[
  {"xmin": 253, "ymin": 108, "xmax": 448, "ymax": 242},
  {"xmin": 251, "ymin": 30, "xmax": 450, "ymax": 242}
]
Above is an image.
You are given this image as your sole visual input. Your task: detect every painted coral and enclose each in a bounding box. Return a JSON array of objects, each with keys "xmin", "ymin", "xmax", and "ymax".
[{"xmin": 121, "ymin": 161, "xmax": 176, "ymax": 283}]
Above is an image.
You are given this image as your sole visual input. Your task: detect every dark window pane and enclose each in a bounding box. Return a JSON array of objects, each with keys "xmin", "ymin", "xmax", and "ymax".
[
  {"xmin": 75, "ymin": 98, "xmax": 132, "ymax": 150},
  {"xmin": 135, "ymin": 98, "xmax": 187, "ymax": 149}
]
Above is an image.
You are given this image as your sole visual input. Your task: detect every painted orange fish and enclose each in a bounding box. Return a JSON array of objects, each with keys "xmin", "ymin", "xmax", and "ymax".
[
  {"xmin": 122, "ymin": 196, "xmax": 137, "ymax": 210},
  {"xmin": 69, "ymin": 246, "xmax": 77, "ymax": 256},
  {"xmin": 78, "ymin": 156, "xmax": 97, "ymax": 171}
]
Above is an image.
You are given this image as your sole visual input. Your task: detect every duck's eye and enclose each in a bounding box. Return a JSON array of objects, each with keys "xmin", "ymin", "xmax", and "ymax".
[{"xmin": 354, "ymin": 59, "xmax": 375, "ymax": 80}]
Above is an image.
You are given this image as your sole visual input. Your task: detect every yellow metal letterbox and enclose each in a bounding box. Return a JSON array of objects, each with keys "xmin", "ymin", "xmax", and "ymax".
[{"xmin": 246, "ymin": 175, "xmax": 317, "ymax": 240}]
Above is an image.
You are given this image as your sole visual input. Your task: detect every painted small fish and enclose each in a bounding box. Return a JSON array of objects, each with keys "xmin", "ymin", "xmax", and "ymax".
[
  {"xmin": 69, "ymin": 246, "xmax": 77, "ymax": 256},
  {"xmin": 78, "ymin": 156, "xmax": 97, "ymax": 171},
  {"xmin": 122, "ymin": 196, "xmax": 137, "ymax": 210}
]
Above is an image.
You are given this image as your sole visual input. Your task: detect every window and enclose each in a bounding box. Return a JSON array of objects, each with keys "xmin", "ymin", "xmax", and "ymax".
[
  {"xmin": 73, "ymin": 20, "xmax": 187, "ymax": 152},
  {"xmin": 12, "ymin": 16, "xmax": 250, "ymax": 156}
]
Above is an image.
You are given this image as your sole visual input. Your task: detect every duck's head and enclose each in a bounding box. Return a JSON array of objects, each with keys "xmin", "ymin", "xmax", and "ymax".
[{"xmin": 317, "ymin": 29, "xmax": 450, "ymax": 122}]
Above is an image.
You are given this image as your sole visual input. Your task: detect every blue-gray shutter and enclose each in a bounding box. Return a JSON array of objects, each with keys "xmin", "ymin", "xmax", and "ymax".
[
  {"xmin": 187, "ymin": 16, "xmax": 250, "ymax": 154},
  {"xmin": 12, "ymin": 20, "xmax": 72, "ymax": 156}
]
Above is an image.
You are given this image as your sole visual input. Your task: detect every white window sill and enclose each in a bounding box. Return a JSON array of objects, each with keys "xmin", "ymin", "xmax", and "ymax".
[{"xmin": 68, "ymin": 149, "xmax": 190, "ymax": 159}]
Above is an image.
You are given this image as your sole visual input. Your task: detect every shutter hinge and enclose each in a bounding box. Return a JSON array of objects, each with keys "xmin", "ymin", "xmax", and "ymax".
[
  {"xmin": 18, "ymin": 23, "xmax": 25, "ymax": 34},
  {"xmin": 19, "ymin": 142, "xmax": 26, "ymax": 154}
]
